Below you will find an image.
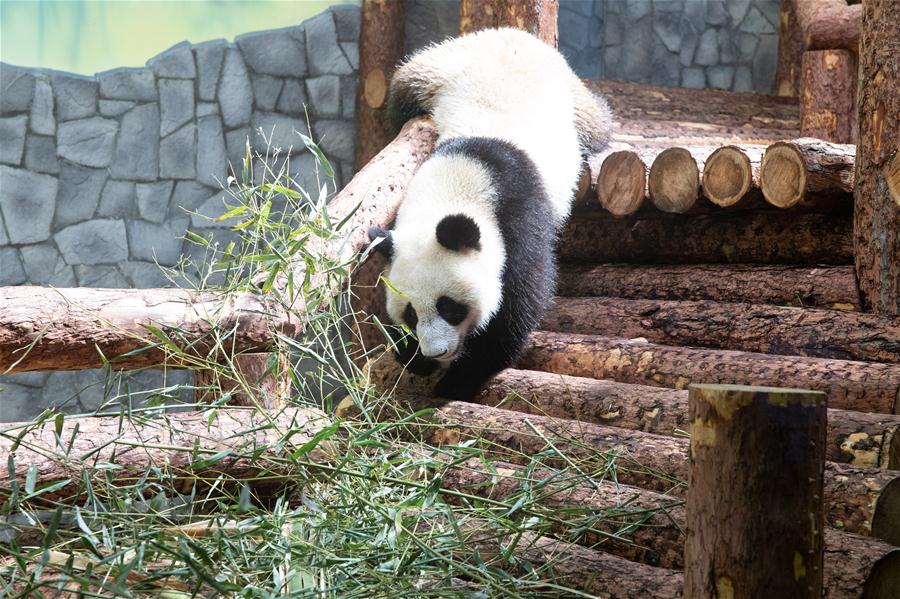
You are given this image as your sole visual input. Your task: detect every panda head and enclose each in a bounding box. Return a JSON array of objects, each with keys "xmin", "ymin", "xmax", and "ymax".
[{"xmin": 368, "ymin": 154, "xmax": 506, "ymax": 364}]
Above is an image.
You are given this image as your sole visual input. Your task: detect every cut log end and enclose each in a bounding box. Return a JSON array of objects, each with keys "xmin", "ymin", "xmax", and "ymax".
[
  {"xmin": 702, "ymin": 146, "xmax": 752, "ymax": 206},
  {"xmin": 872, "ymin": 477, "xmax": 900, "ymax": 547},
  {"xmin": 866, "ymin": 548, "xmax": 900, "ymax": 599},
  {"xmin": 597, "ymin": 150, "xmax": 646, "ymax": 216},
  {"xmin": 363, "ymin": 68, "xmax": 388, "ymax": 109},
  {"xmin": 575, "ymin": 164, "xmax": 592, "ymax": 203},
  {"xmin": 761, "ymin": 142, "xmax": 808, "ymax": 208},
  {"xmin": 887, "ymin": 151, "xmax": 900, "ymax": 208},
  {"xmin": 648, "ymin": 147, "xmax": 699, "ymax": 213}
]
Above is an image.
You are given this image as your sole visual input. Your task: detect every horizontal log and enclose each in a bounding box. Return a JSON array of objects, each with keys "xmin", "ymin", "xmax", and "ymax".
[
  {"xmin": 648, "ymin": 147, "xmax": 700, "ymax": 214},
  {"xmin": 0, "ymin": 287, "xmax": 301, "ymax": 373},
  {"xmin": 519, "ymin": 332, "xmax": 900, "ymax": 415},
  {"xmin": 542, "ymin": 297, "xmax": 900, "ymax": 363},
  {"xmin": 0, "ymin": 406, "xmax": 329, "ymax": 500},
  {"xmin": 441, "ymin": 461, "xmax": 900, "ymax": 599},
  {"xmin": 701, "ymin": 144, "xmax": 766, "ymax": 207},
  {"xmin": 794, "ymin": 0, "xmax": 862, "ymax": 52},
  {"xmin": 372, "ymin": 363, "xmax": 900, "ymax": 469},
  {"xmin": 559, "ymin": 208, "xmax": 853, "ymax": 264},
  {"xmin": 596, "ymin": 150, "xmax": 647, "ymax": 216},
  {"xmin": 759, "ymin": 138, "xmax": 855, "ymax": 208},
  {"xmin": 558, "ymin": 264, "xmax": 861, "ymax": 310}
]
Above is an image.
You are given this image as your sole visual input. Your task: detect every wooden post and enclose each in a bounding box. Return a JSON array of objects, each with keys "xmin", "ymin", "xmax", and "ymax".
[
  {"xmin": 800, "ymin": 50, "xmax": 857, "ymax": 143},
  {"xmin": 854, "ymin": 0, "xmax": 900, "ymax": 315},
  {"xmin": 775, "ymin": 0, "xmax": 804, "ymax": 97},
  {"xmin": 684, "ymin": 384, "xmax": 826, "ymax": 599},
  {"xmin": 459, "ymin": 0, "xmax": 558, "ymax": 47},
  {"xmin": 354, "ymin": 0, "xmax": 406, "ymax": 170}
]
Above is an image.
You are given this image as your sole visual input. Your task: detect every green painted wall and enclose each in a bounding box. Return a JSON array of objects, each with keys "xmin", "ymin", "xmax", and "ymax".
[{"xmin": 0, "ymin": 0, "xmax": 356, "ymax": 75}]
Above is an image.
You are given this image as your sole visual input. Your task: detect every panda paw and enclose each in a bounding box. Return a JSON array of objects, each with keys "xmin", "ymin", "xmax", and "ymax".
[{"xmin": 434, "ymin": 375, "xmax": 480, "ymax": 402}]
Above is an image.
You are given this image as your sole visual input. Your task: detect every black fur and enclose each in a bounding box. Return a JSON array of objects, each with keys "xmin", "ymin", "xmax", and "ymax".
[
  {"xmin": 368, "ymin": 227, "xmax": 394, "ymax": 259},
  {"xmin": 436, "ymin": 214, "xmax": 481, "ymax": 252},
  {"xmin": 410, "ymin": 137, "xmax": 558, "ymax": 401},
  {"xmin": 384, "ymin": 81, "xmax": 429, "ymax": 137}
]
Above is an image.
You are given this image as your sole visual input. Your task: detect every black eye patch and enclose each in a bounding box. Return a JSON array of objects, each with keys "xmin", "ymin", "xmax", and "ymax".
[
  {"xmin": 402, "ymin": 302, "xmax": 418, "ymax": 329},
  {"xmin": 436, "ymin": 296, "xmax": 468, "ymax": 326}
]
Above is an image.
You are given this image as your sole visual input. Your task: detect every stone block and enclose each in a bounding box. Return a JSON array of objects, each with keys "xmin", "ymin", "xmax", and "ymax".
[
  {"xmin": 694, "ymin": 28, "xmax": 719, "ymax": 66},
  {"xmin": 236, "ymin": 27, "xmax": 306, "ymax": 77},
  {"xmin": 6, "ymin": 371, "xmax": 49, "ymax": 387},
  {"xmin": 191, "ymin": 190, "xmax": 241, "ymax": 228},
  {"xmin": 306, "ymin": 75, "xmax": 340, "ymax": 118},
  {"xmin": 679, "ymin": 24, "xmax": 700, "ymax": 66},
  {"xmin": 225, "ymin": 126, "xmax": 250, "ymax": 174},
  {"xmin": 654, "ymin": 10, "xmax": 682, "ymax": 53},
  {"xmin": 0, "ymin": 165, "xmax": 57, "ymax": 244},
  {"xmin": 707, "ymin": 65, "xmax": 735, "ymax": 89},
  {"xmin": 0, "ymin": 247, "xmax": 26, "ymax": 285},
  {"xmin": 97, "ymin": 179, "xmax": 136, "ymax": 218},
  {"xmin": 0, "ymin": 381, "xmax": 39, "ymax": 422},
  {"xmin": 49, "ymin": 72, "xmax": 98, "ymax": 121},
  {"xmin": 559, "ymin": 5, "xmax": 590, "ymax": 47},
  {"xmin": 54, "ymin": 161, "xmax": 107, "ymax": 228},
  {"xmin": 340, "ymin": 77, "xmax": 357, "ymax": 120},
  {"xmin": 43, "ymin": 370, "xmax": 107, "ymax": 414},
  {"xmin": 0, "ymin": 63, "xmax": 34, "ymax": 114},
  {"xmin": 619, "ymin": 16, "xmax": 654, "ymax": 81},
  {"xmin": 55, "ymin": 219, "xmax": 128, "ymax": 264},
  {"xmin": 331, "ymin": 4, "xmax": 361, "ymax": 41},
  {"xmin": 562, "ymin": 1, "xmax": 593, "ymax": 18},
  {"xmin": 57, "ymin": 116, "xmax": 119, "ymax": 168},
  {"xmin": 99, "ymin": 99, "xmax": 136, "ymax": 117},
  {"xmin": 24, "ymin": 135, "xmax": 60, "ymax": 174},
  {"xmin": 159, "ymin": 78, "xmax": 195, "ymax": 137},
  {"xmin": 197, "ymin": 114, "xmax": 227, "ymax": 188},
  {"xmin": 719, "ymin": 27, "xmax": 738, "ymax": 63},
  {"xmin": 733, "ymin": 65, "xmax": 753, "ymax": 92},
  {"xmin": 340, "ymin": 42, "xmax": 359, "ymax": 71},
  {"xmin": 136, "ymin": 180, "xmax": 174, "ymax": 222},
  {"xmin": 251, "ymin": 111, "xmax": 308, "ymax": 153},
  {"xmin": 707, "ymin": 0, "xmax": 728, "ymax": 26},
  {"xmin": 738, "ymin": 32, "xmax": 760, "ymax": 62},
  {"xmin": 97, "ymin": 67, "xmax": 157, "ymax": 101},
  {"xmin": 276, "ymin": 79, "xmax": 307, "ymax": 115},
  {"xmin": 650, "ymin": 43, "xmax": 680, "ymax": 87},
  {"xmin": 589, "ymin": 14, "xmax": 604, "ymax": 48},
  {"xmin": 111, "ymin": 103, "xmax": 160, "ymax": 181},
  {"xmin": 120, "ymin": 260, "xmax": 173, "ymax": 288},
  {"xmin": 752, "ymin": 33, "xmax": 777, "ymax": 93},
  {"xmin": 171, "ymin": 181, "xmax": 216, "ymax": 214},
  {"xmin": 603, "ymin": 12, "xmax": 623, "ymax": 47},
  {"xmin": 653, "ymin": 0, "xmax": 681, "ymax": 13},
  {"xmin": 758, "ymin": 0, "xmax": 780, "ymax": 29},
  {"xmin": 147, "ymin": 40, "xmax": 196, "ymax": 78},
  {"xmin": 0, "ymin": 115, "xmax": 27, "ymax": 165},
  {"xmin": 740, "ymin": 6, "xmax": 775, "ymax": 34},
  {"xmin": 313, "ymin": 119, "xmax": 354, "ymax": 164},
  {"xmin": 624, "ymin": 0, "xmax": 652, "ymax": 20},
  {"xmin": 75, "ymin": 264, "xmax": 130, "ymax": 288},
  {"xmin": 305, "ymin": 12, "xmax": 353, "ymax": 76},
  {"xmin": 194, "ymin": 39, "xmax": 227, "ymax": 102},
  {"xmin": 196, "ymin": 102, "xmax": 218, "ymax": 117},
  {"xmin": 127, "ymin": 217, "xmax": 189, "ymax": 265},
  {"xmin": 160, "ymin": 123, "xmax": 197, "ymax": 179},
  {"xmin": 30, "ymin": 77, "xmax": 55, "ymax": 135},
  {"xmin": 20, "ymin": 242, "xmax": 76, "ymax": 286},
  {"xmin": 218, "ymin": 48, "xmax": 253, "ymax": 129},
  {"xmin": 682, "ymin": 66, "xmax": 706, "ymax": 88},
  {"xmin": 682, "ymin": 0, "xmax": 707, "ymax": 23},
  {"xmin": 0, "ymin": 210, "xmax": 7, "ymax": 245},
  {"xmin": 727, "ymin": 0, "xmax": 751, "ymax": 26},
  {"xmin": 251, "ymin": 74, "xmax": 284, "ymax": 111},
  {"xmin": 604, "ymin": 46, "xmax": 623, "ymax": 79}
]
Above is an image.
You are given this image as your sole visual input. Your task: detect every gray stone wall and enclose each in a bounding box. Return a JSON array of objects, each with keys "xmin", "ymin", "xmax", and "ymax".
[{"xmin": 0, "ymin": 4, "xmax": 360, "ymax": 422}]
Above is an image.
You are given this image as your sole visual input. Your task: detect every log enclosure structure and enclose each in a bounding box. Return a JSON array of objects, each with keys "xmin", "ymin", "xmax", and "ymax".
[{"xmin": 2, "ymin": 1, "xmax": 900, "ymax": 598}]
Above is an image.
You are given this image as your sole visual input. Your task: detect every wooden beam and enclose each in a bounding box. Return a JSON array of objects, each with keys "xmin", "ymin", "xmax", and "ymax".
[
  {"xmin": 854, "ymin": 0, "xmax": 900, "ymax": 315},
  {"xmin": 775, "ymin": 0, "xmax": 805, "ymax": 97},
  {"xmin": 759, "ymin": 139, "xmax": 855, "ymax": 208},
  {"xmin": 800, "ymin": 50, "xmax": 858, "ymax": 143},
  {"xmin": 793, "ymin": 0, "xmax": 862, "ymax": 53},
  {"xmin": 459, "ymin": 0, "xmax": 558, "ymax": 46}
]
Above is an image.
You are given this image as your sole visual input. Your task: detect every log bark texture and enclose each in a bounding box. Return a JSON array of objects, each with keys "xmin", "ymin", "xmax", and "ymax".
[
  {"xmin": 557, "ymin": 263, "xmax": 861, "ymax": 310},
  {"xmin": 800, "ymin": 50, "xmax": 858, "ymax": 143},
  {"xmin": 776, "ymin": 0, "xmax": 805, "ymax": 97},
  {"xmin": 0, "ymin": 287, "xmax": 300, "ymax": 373},
  {"xmin": 759, "ymin": 139, "xmax": 855, "ymax": 208},
  {"xmin": 519, "ymin": 331, "xmax": 900, "ymax": 415},
  {"xmin": 354, "ymin": 0, "xmax": 406, "ymax": 169},
  {"xmin": 854, "ymin": 0, "xmax": 900, "ymax": 314},
  {"xmin": 793, "ymin": 0, "xmax": 862, "ymax": 52},
  {"xmin": 701, "ymin": 145, "xmax": 766, "ymax": 207},
  {"xmin": 559, "ymin": 208, "xmax": 853, "ymax": 265},
  {"xmin": 541, "ymin": 297, "xmax": 900, "ymax": 364},
  {"xmin": 459, "ymin": 0, "xmax": 558, "ymax": 46},
  {"xmin": 195, "ymin": 351, "xmax": 290, "ymax": 409},
  {"xmin": 0, "ymin": 406, "xmax": 329, "ymax": 500},
  {"xmin": 596, "ymin": 150, "xmax": 647, "ymax": 216},
  {"xmin": 685, "ymin": 385, "xmax": 826, "ymax": 598}
]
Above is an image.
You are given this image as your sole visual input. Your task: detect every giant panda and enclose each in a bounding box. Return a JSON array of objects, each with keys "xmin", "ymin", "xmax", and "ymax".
[{"xmin": 368, "ymin": 27, "xmax": 612, "ymax": 401}]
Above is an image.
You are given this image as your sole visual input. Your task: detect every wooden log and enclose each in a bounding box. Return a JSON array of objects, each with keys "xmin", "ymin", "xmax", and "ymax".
[
  {"xmin": 0, "ymin": 287, "xmax": 301, "ymax": 373},
  {"xmin": 775, "ymin": 0, "xmax": 805, "ymax": 97},
  {"xmin": 439, "ymin": 461, "xmax": 900, "ymax": 599},
  {"xmin": 685, "ymin": 385, "xmax": 826, "ymax": 598},
  {"xmin": 700, "ymin": 145, "xmax": 766, "ymax": 207},
  {"xmin": 459, "ymin": 0, "xmax": 558, "ymax": 47},
  {"xmin": 519, "ymin": 331, "xmax": 900, "ymax": 415},
  {"xmin": 648, "ymin": 147, "xmax": 699, "ymax": 213},
  {"xmin": 371, "ymin": 362, "xmax": 900, "ymax": 469},
  {"xmin": 759, "ymin": 139, "xmax": 855, "ymax": 208},
  {"xmin": 0, "ymin": 406, "xmax": 329, "ymax": 501},
  {"xmin": 596, "ymin": 151, "xmax": 647, "ymax": 216},
  {"xmin": 395, "ymin": 398, "xmax": 900, "ymax": 542},
  {"xmin": 800, "ymin": 50, "xmax": 858, "ymax": 143},
  {"xmin": 541, "ymin": 297, "xmax": 900, "ymax": 364},
  {"xmin": 559, "ymin": 208, "xmax": 853, "ymax": 265},
  {"xmin": 854, "ymin": 0, "xmax": 900, "ymax": 315},
  {"xmin": 793, "ymin": 0, "xmax": 862, "ymax": 53},
  {"xmin": 574, "ymin": 163, "xmax": 592, "ymax": 204},
  {"xmin": 354, "ymin": 0, "xmax": 406, "ymax": 169},
  {"xmin": 195, "ymin": 351, "xmax": 289, "ymax": 410},
  {"xmin": 558, "ymin": 263, "xmax": 862, "ymax": 310}
]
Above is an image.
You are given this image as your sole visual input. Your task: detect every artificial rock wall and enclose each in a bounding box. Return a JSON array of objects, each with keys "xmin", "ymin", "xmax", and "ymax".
[{"xmin": 0, "ymin": 4, "xmax": 361, "ymax": 421}]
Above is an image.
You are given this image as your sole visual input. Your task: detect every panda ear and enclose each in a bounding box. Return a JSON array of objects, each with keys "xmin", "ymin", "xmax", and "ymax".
[
  {"xmin": 436, "ymin": 214, "xmax": 481, "ymax": 252},
  {"xmin": 368, "ymin": 227, "xmax": 394, "ymax": 259}
]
